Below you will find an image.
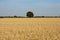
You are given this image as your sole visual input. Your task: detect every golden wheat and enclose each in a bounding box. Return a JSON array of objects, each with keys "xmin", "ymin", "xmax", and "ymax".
[{"xmin": 0, "ymin": 18, "xmax": 60, "ymax": 40}]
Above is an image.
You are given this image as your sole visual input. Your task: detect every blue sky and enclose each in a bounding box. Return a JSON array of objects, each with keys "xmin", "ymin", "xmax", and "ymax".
[{"xmin": 0, "ymin": 0, "xmax": 60, "ymax": 16}]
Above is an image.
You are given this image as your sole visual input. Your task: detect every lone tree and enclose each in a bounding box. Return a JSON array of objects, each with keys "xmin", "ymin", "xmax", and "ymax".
[
  {"xmin": 14, "ymin": 15, "xmax": 17, "ymax": 18},
  {"xmin": 26, "ymin": 11, "xmax": 34, "ymax": 17}
]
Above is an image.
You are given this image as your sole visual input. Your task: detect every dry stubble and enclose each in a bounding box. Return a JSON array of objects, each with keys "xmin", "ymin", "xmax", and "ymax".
[{"xmin": 0, "ymin": 18, "xmax": 60, "ymax": 40}]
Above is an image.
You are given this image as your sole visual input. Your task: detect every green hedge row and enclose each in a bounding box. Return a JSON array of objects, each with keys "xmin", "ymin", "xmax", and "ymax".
[{"xmin": 0, "ymin": 16, "xmax": 60, "ymax": 18}]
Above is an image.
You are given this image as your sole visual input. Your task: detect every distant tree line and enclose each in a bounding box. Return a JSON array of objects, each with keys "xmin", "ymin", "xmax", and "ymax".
[{"xmin": 0, "ymin": 11, "xmax": 60, "ymax": 18}]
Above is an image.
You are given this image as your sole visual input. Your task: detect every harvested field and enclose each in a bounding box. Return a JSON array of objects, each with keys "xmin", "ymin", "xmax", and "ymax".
[{"xmin": 0, "ymin": 18, "xmax": 60, "ymax": 40}]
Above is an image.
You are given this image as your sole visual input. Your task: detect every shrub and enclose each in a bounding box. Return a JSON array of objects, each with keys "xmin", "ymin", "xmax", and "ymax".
[
  {"xmin": 41, "ymin": 16, "xmax": 45, "ymax": 18},
  {"xmin": 26, "ymin": 11, "xmax": 34, "ymax": 17},
  {"xmin": 14, "ymin": 15, "xmax": 17, "ymax": 18},
  {"xmin": 0, "ymin": 16, "xmax": 4, "ymax": 18}
]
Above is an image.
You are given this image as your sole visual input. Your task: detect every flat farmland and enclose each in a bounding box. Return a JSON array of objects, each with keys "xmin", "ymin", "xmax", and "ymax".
[{"xmin": 0, "ymin": 18, "xmax": 60, "ymax": 40}]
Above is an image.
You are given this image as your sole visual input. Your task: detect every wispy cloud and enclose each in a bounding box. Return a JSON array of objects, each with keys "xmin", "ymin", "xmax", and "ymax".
[{"xmin": 0, "ymin": 0, "xmax": 60, "ymax": 16}]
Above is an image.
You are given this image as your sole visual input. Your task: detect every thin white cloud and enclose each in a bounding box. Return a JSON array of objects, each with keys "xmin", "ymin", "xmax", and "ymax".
[{"xmin": 0, "ymin": 0, "xmax": 60, "ymax": 16}]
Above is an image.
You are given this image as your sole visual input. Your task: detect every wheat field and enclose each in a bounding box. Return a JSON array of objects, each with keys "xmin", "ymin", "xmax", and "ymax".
[{"xmin": 0, "ymin": 18, "xmax": 60, "ymax": 40}]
